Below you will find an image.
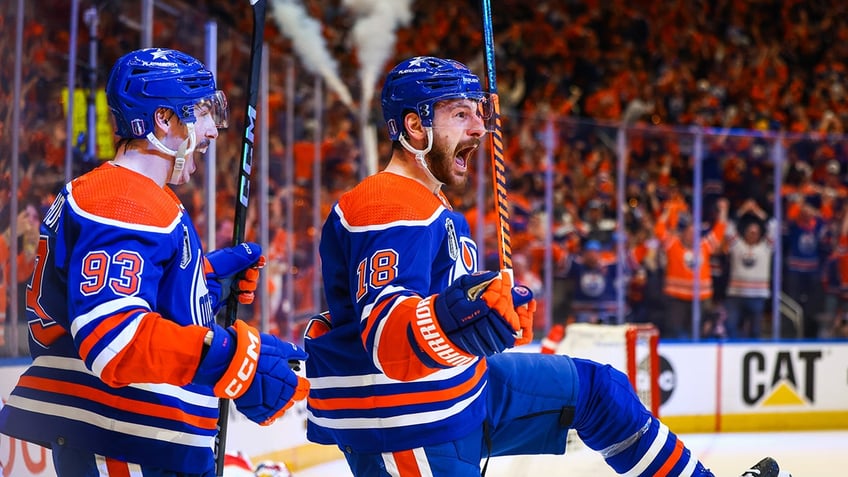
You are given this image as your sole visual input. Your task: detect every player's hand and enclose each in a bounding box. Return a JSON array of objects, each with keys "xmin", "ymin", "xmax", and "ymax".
[
  {"xmin": 205, "ymin": 242, "xmax": 265, "ymax": 312},
  {"xmin": 193, "ymin": 320, "xmax": 310, "ymax": 425},
  {"xmin": 419, "ymin": 271, "xmax": 533, "ymax": 360}
]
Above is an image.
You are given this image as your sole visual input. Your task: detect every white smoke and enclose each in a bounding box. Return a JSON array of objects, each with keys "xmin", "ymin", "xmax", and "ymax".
[
  {"xmin": 269, "ymin": 0, "xmax": 354, "ymax": 108},
  {"xmin": 343, "ymin": 0, "xmax": 413, "ymax": 116},
  {"xmin": 343, "ymin": 0, "xmax": 413, "ymax": 175}
]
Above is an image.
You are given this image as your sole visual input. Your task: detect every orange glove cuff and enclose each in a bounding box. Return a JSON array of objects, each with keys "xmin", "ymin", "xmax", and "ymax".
[{"xmin": 213, "ymin": 320, "xmax": 260, "ymax": 399}]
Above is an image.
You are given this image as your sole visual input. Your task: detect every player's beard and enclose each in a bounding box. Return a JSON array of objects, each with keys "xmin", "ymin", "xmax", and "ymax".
[{"xmin": 427, "ymin": 137, "xmax": 479, "ymax": 189}]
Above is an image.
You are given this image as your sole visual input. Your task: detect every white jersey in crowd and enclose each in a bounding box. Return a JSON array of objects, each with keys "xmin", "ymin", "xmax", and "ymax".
[{"xmin": 725, "ymin": 220, "xmax": 776, "ymax": 299}]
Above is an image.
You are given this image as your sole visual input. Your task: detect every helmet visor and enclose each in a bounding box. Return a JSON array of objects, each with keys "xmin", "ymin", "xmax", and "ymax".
[
  {"xmin": 420, "ymin": 92, "xmax": 497, "ymax": 132},
  {"xmin": 195, "ymin": 90, "xmax": 229, "ymax": 129}
]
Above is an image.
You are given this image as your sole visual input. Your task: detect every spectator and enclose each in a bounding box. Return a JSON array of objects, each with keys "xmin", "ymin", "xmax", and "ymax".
[
  {"xmin": 563, "ymin": 239, "xmax": 626, "ymax": 324},
  {"xmin": 782, "ymin": 198, "xmax": 830, "ymax": 338},
  {"xmin": 724, "ymin": 200, "xmax": 776, "ymax": 339},
  {"xmin": 581, "ymin": 198, "xmax": 616, "ymax": 246},
  {"xmin": 654, "ymin": 199, "xmax": 728, "ymax": 338}
]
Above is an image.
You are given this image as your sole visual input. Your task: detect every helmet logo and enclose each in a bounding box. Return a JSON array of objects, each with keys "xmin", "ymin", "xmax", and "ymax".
[
  {"xmin": 150, "ymin": 49, "xmax": 170, "ymax": 60},
  {"xmin": 420, "ymin": 104, "xmax": 431, "ymax": 118},
  {"xmin": 407, "ymin": 57, "xmax": 427, "ymax": 67},
  {"xmin": 131, "ymin": 119, "xmax": 146, "ymax": 137},
  {"xmin": 387, "ymin": 119, "xmax": 398, "ymax": 138}
]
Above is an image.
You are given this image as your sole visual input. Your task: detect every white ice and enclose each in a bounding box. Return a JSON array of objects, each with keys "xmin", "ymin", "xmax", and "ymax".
[{"xmin": 294, "ymin": 430, "xmax": 847, "ymax": 476}]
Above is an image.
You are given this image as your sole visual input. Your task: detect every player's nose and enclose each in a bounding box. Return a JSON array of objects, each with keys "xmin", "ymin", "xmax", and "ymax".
[{"xmin": 467, "ymin": 114, "xmax": 486, "ymax": 138}]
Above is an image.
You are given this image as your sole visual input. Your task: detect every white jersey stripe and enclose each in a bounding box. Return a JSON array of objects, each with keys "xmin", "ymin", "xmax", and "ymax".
[
  {"xmin": 414, "ymin": 447, "xmax": 434, "ymax": 477},
  {"xmin": 308, "ymin": 361, "xmax": 476, "ymax": 389},
  {"xmin": 382, "ymin": 452, "xmax": 400, "ymax": 476},
  {"xmin": 95, "ymin": 454, "xmax": 109, "ymax": 477},
  {"xmin": 90, "ymin": 315, "xmax": 143, "ymax": 378},
  {"xmin": 680, "ymin": 450, "xmax": 697, "ymax": 476},
  {"xmin": 94, "ymin": 454, "xmax": 143, "ymax": 476},
  {"xmin": 70, "ymin": 297, "xmax": 150, "ymax": 337},
  {"xmin": 30, "ymin": 355, "xmax": 218, "ymax": 407},
  {"xmin": 307, "ymin": 383, "xmax": 485, "ymax": 430},
  {"xmin": 335, "ymin": 203, "xmax": 445, "ymax": 233},
  {"xmin": 6, "ymin": 395, "xmax": 213, "ymax": 448},
  {"xmin": 621, "ymin": 421, "xmax": 670, "ymax": 477},
  {"xmin": 381, "ymin": 448, "xmax": 434, "ymax": 477}
]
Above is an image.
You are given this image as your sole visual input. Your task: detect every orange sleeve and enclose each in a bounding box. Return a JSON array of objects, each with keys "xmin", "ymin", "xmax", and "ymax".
[
  {"xmin": 785, "ymin": 202, "xmax": 801, "ymax": 220},
  {"xmin": 368, "ymin": 294, "xmax": 477, "ymax": 382},
  {"xmin": 655, "ymin": 216, "xmax": 668, "ymax": 241},
  {"xmin": 95, "ymin": 312, "xmax": 210, "ymax": 388}
]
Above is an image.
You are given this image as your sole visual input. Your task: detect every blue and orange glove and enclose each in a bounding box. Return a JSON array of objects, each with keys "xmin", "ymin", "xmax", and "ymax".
[
  {"xmin": 205, "ymin": 242, "xmax": 265, "ymax": 313},
  {"xmin": 193, "ymin": 320, "xmax": 310, "ymax": 425},
  {"xmin": 512, "ymin": 285, "xmax": 536, "ymax": 346},
  {"xmin": 414, "ymin": 271, "xmax": 535, "ymax": 365}
]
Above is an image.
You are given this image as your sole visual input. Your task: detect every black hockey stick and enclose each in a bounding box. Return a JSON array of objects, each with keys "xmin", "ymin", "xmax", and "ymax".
[{"xmin": 215, "ymin": 1, "xmax": 266, "ymax": 475}]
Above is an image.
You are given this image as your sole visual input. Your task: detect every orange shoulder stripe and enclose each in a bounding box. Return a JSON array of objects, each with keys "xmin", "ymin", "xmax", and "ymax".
[
  {"xmin": 338, "ymin": 172, "xmax": 445, "ymax": 227},
  {"xmin": 69, "ymin": 163, "xmax": 181, "ymax": 228}
]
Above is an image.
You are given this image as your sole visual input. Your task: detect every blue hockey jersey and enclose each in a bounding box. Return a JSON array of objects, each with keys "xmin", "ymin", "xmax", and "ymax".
[
  {"xmin": 305, "ymin": 171, "xmax": 487, "ymax": 453},
  {"xmin": 0, "ymin": 163, "xmax": 220, "ymax": 473}
]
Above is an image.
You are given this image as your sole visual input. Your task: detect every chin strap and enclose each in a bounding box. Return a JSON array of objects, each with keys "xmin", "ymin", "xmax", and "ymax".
[
  {"xmin": 169, "ymin": 140, "xmax": 189, "ymax": 183},
  {"xmin": 399, "ymin": 128, "xmax": 443, "ymax": 190},
  {"xmin": 145, "ymin": 123, "xmax": 197, "ymax": 183}
]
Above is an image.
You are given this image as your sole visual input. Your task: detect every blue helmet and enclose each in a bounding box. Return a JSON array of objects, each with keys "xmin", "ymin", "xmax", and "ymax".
[
  {"xmin": 381, "ymin": 56, "xmax": 489, "ymax": 141},
  {"xmin": 106, "ymin": 48, "xmax": 227, "ymax": 139}
]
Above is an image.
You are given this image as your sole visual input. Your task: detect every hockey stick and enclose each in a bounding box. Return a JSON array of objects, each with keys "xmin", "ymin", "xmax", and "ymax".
[
  {"xmin": 215, "ymin": 1, "xmax": 266, "ymax": 475},
  {"xmin": 481, "ymin": 0, "xmax": 512, "ymax": 273}
]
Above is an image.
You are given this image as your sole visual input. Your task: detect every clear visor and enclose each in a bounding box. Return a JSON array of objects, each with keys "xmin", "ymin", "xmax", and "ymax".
[
  {"xmin": 420, "ymin": 92, "xmax": 497, "ymax": 132},
  {"xmin": 194, "ymin": 90, "xmax": 229, "ymax": 129}
]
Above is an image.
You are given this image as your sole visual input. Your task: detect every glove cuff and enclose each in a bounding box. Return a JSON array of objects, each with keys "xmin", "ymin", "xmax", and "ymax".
[
  {"xmin": 213, "ymin": 320, "xmax": 261, "ymax": 399},
  {"xmin": 414, "ymin": 296, "xmax": 476, "ymax": 367}
]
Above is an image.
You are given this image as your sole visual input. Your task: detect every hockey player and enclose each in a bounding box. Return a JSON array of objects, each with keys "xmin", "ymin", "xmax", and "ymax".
[
  {"xmin": 303, "ymin": 56, "xmax": 788, "ymax": 477},
  {"xmin": 0, "ymin": 48, "xmax": 309, "ymax": 476}
]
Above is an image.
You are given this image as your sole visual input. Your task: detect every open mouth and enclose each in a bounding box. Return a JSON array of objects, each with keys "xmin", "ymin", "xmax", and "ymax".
[
  {"xmin": 196, "ymin": 140, "xmax": 211, "ymax": 155},
  {"xmin": 455, "ymin": 144, "xmax": 478, "ymax": 170}
]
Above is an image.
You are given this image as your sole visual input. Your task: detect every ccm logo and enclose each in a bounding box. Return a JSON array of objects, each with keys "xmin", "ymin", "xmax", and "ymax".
[{"xmin": 225, "ymin": 329, "xmax": 260, "ymax": 398}]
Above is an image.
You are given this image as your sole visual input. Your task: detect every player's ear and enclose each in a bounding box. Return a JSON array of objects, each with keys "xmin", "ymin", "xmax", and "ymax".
[
  {"xmin": 153, "ymin": 107, "xmax": 175, "ymax": 133},
  {"xmin": 403, "ymin": 111, "xmax": 426, "ymax": 142}
]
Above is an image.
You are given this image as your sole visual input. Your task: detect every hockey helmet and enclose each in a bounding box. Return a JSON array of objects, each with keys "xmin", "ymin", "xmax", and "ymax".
[
  {"xmin": 381, "ymin": 56, "xmax": 493, "ymax": 141},
  {"xmin": 106, "ymin": 48, "xmax": 228, "ymax": 139}
]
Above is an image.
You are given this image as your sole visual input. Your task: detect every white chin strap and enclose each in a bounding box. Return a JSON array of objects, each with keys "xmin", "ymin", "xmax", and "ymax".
[
  {"xmin": 145, "ymin": 122, "xmax": 197, "ymax": 183},
  {"xmin": 399, "ymin": 127, "xmax": 443, "ymax": 189}
]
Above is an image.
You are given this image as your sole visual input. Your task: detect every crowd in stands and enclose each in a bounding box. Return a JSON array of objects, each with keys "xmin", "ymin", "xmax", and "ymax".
[{"xmin": 3, "ymin": 0, "xmax": 848, "ymax": 355}]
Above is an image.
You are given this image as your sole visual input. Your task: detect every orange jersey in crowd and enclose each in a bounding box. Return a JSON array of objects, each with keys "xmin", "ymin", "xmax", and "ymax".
[{"xmin": 655, "ymin": 219, "xmax": 726, "ymax": 301}]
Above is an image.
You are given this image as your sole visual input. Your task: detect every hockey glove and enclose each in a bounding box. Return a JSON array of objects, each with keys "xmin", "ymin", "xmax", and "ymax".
[
  {"xmin": 205, "ymin": 242, "xmax": 265, "ymax": 313},
  {"xmin": 194, "ymin": 320, "xmax": 310, "ymax": 425},
  {"xmin": 417, "ymin": 271, "xmax": 535, "ymax": 362},
  {"xmin": 512, "ymin": 286, "xmax": 536, "ymax": 346}
]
